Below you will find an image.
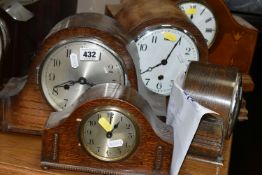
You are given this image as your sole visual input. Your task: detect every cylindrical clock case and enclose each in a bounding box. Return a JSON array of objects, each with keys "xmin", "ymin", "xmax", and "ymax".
[{"xmin": 183, "ymin": 61, "xmax": 242, "ymax": 138}]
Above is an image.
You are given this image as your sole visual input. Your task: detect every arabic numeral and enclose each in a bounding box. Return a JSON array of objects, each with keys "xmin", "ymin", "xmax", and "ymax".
[
  {"xmin": 66, "ymin": 49, "xmax": 71, "ymax": 58},
  {"xmin": 126, "ymin": 123, "xmax": 131, "ymax": 129},
  {"xmin": 86, "ymin": 129, "xmax": 92, "ymax": 135},
  {"xmin": 87, "ymin": 139, "xmax": 94, "ymax": 145},
  {"xmin": 89, "ymin": 120, "xmax": 97, "ymax": 126},
  {"xmin": 53, "ymin": 58, "xmax": 61, "ymax": 67},
  {"xmin": 185, "ymin": 47, "xmax": 191, "ymax": 55},
  {"xmin": 156, "ymin": 82, "xmax": 162, "ymax": 89},
  {"xmin": 139, "ymin": 44, "xmax": 147, "ymax": 51},
  {"xmin": 152, "ymin": 36, "xmax": 157, "ymax": 43},
  {"xmin": 48, "ymin": 73, "xmax": 55, "ymax": 81},
  {"xmin": 63, "ymin": 99, "xmax": 68, "ymax": 108}
]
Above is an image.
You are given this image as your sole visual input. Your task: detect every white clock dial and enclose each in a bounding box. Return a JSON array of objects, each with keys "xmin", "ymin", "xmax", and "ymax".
[
  {"xmin": 40, "ymin": 38, "xmax": 125, "ymax": 111},
  {"xmin": 136, "ymin": 27, "xmax": 199, "ymax": 96},
  {"xmin": 178, "ymin": 2, "xmax": 217, "ymax": 48}
]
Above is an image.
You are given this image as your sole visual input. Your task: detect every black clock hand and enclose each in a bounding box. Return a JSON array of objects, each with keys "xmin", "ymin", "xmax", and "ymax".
[
  {"xmin": 140, "ymin": 62, "xmax": 162, "ymax": 74},
  {"xmin": 53, "ymin": 77, "xmax": 95, "ymax": 94},
  {"xmin": 164, "ymin": 36, "xmax": 182, "ymax": 62},
  {"xmin": 140, "ymin": 36, "xmax": 182, "ymax": 75},
  {"xmin": 106, "ymin": 121, "xmax": 120, "ymax": 138}
]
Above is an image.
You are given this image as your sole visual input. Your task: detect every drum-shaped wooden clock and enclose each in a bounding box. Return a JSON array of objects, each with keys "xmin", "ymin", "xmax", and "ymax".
[
  {"xmin": 116, "ymin": 0, "xmax": 208, "ymax": 96},
  {"xmin": 41, "ymin": 83, "xmax": 172, "ymax": 174},
  {"xmin": 2, "ymin": 13, "xmax": 137, "ymax": 134}
]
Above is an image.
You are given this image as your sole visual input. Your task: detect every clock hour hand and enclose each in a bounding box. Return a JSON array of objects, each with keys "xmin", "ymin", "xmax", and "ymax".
[
  {"xmin": 52, "ymin": 77, "xmax": 95, "ymax": 93},
  {"xmin": 98, "ymin": 117, "xmax": 113, "ymax": 132},
  {"xmin": 106, "ymin": 121, "xmax": 120, "ymax": 138},
  {"xmin": 140, "ymin": 37, "xmax": 182, "ymax": 75},
  {"xmin": 140, "ymin": 62, "xmax": 162, "ymax": 74}
]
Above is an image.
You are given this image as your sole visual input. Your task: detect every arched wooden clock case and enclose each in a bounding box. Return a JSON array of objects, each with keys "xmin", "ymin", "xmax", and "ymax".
[{"xmin": 0, "ymin": 13, "xmax": 137, "ymax": 135}]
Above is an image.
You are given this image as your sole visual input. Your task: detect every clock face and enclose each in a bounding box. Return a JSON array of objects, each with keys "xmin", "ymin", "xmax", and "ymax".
[
  {"xmin": 79, "ymin": 107, "xmax": 138, "ymax": 161},
  {"xmin": 136, "ymin": 26, "xmax": 199, "ymax": 96},
  {"xmin": 178, "ymin": 2, "xmax": 217, "ymax": 48},
  {"xmin": 40, "ymin": 38, "xmax": 126, "ymax": 111}
]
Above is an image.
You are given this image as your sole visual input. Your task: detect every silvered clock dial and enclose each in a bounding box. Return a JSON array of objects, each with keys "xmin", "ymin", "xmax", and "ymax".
[
  {"xmin": 40, "ymin": 38, "xmax": 126, "ymax": 111},
  {"xmin": 79, "ymin": 106, "xmax": 138, "ymax": 161}
]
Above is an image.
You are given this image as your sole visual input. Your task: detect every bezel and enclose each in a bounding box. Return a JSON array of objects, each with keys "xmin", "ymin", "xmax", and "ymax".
[
  {"xmin": 135, "ymin": 24, "xmax": 199, "ymax": 95},
  {"xmin": 39, "ymin": 37, "xmax": 127, "ymax": 111},
  {"xmin": 78, "ymin": 105, "xmax": 139, "ymax": 162}
]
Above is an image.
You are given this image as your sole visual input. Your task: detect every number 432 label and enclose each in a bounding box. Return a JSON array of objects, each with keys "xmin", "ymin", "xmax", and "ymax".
[{"xmin": 80, "ymin": 48, "xmax": 100, "ymax": 61}]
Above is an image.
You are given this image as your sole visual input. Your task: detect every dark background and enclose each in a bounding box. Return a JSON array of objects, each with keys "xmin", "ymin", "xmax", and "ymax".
[{"xmin": 229, "ymin": 12, "xmax": 262, "ymax": 175}]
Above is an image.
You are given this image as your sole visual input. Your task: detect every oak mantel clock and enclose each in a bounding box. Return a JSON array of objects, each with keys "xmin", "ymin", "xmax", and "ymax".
[
  {"xmin": 0, "ymin": 13, "xmax": 137, "ymax": 134},
  {"xmin": 41, "ymin": 83, "xmax": 173, "ymax": 175},
  {"xmin": 172, "ymin": 0, "xmax": 258, "ymax": 92}
]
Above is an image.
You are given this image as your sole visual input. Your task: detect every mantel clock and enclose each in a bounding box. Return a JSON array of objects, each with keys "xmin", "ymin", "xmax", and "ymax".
[{"xmin": 0, "ymin": 13, "xmax": 137, "ymax": 134}]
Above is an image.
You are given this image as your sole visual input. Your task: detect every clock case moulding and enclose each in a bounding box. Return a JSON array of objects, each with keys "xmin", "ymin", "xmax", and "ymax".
[
  {"xmin": 0, "ymin": 13, "xmax": 138, "ymax": 135},
  {"xmin": 106, "ymin": 0, "xmax": 258, "ymax": 92}
]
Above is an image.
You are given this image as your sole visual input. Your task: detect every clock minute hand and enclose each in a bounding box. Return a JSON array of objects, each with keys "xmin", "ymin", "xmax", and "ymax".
[
  {"xmin": 53, "ymin": 80, "xmax": 76, "ymax": 93},
  {"xmin": 140, "ymin": 37, "xmax": 182, "ymax": 75},
  {"xmin": 164, "ymin": 36, "xmax": 182, "ymax": 62},
  {"xmin": 53, "ymin": 77, "xmax": 95, "ymax": 91}
]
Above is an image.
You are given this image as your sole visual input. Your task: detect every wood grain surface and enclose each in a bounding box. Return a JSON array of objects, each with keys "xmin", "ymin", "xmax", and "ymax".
[
  {"xmin": 105, "ymin": 0, "xmax": 257, "ymax": 92},
  {"xmin": 1, "ymin": 13, "xmax": 137, "ymax": 135},
  {"xmin": 0, "ymin": 131, "xmax": 232, "ymax": 175},
  {"xmin": 115, "ymin": 0, "xmax": 208, "ymax": 63}
]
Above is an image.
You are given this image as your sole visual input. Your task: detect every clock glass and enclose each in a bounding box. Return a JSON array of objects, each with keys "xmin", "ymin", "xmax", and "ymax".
[
  {"xmin": 79, "ymin": 107, "xmax": 138, "ymax": 161},
  {"xmin": 136, "ymin": 26, "xmax": 199, "ymax": 96},
  {"xmin": 178, "ymin": 1, "xmax": 217, "ymax": 48},
  {"xmin": 40, "ymin": 38, "xmax": 126, "ymax": 111}
]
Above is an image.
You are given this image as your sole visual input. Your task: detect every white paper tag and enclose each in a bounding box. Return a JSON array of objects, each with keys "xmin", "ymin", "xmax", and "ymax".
[
  {"xmin": 166, "ymin": 77, "xmax": 217, "ymax": 175},
  {"xmin": 80, "ymin": 48, "xmax": 100, "ymax": 61},
  {"xmin": 107, "ymin": 139, "xmax": 124, "ymax": 148},
  {"xmin": 69, "ymin": 53, "xmax": 79, "ymax": 68}
]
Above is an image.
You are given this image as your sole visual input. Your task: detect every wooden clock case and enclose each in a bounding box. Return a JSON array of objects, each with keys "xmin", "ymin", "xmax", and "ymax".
[
  {"xmin": 0, "ymin": 13, "xmax": 137, "ymax": 135},
  {"xmin": 115, "ymin": 0, "xmax": 208, "ymax": 62},
  {"xmin": 41, "ymin": 83, "xmax": 173, "ymax": 175},
  {"xmin": 172, "ymin": 0, "xmax": 258, "ymax": 92},
  {"xmin": 106, "ymin": 0, "xmax": 229, "ymax": 162},
  {"xmin": 106, "ymin": 0, "xmax": 258, "ymax": 92}
]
